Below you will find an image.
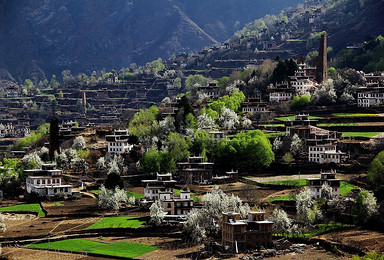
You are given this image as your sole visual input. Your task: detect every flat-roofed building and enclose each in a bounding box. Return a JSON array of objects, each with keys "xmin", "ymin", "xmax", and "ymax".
[
  {"xmin": 25, "ymin": 164, "xmax": 72, "ymax": 197},
  {"xmin": 222, "ymin": 211, "xmax": 273, "ymax": 252},
  {"xmin": 106, "ymin": 129, "xmax": 132, "ymax": 154},
  {"xmin": 307, "ymin": 170, "xmax": 340, "ymax": 198}
]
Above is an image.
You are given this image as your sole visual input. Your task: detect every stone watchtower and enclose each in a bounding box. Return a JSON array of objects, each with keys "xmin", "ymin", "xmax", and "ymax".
[{"xmin": 315, "ymin": 34, "xmax": 327, "ymax": 83}]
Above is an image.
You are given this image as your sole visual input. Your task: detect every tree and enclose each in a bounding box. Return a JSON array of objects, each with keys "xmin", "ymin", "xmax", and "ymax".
[
  {"xmin": 98, "ymin": 185, "xmax": 119, "ymax": 210},
  {"xmin": 165, "ymin": 132, "xmax": 190, "ymax": 162},
  {"xmin": 197, "ymin": 113, "xmax": 216, "ymax": 129},
  {"xmin": 22, "ymin": 151, "xmax": 43, "ymax": 169},
  {"xmin": 290, "ymin": 134, "xmax": 304, "ymax": 157},
  {"xmin": 282, "ymin": 152, "xmax": 293, "ymax": 165},
  {"xmin": 140, "ymin": 147, "xmax": 175, "ymax": 174},
  {"xmin": 183, "ymin": 187, "xmax": 249, "ymax": 242},
  {"xmin": 185, "ymin": 74, "xmax": 209, "ymax": 91},
  {"xmin": 70, "ymin": 157, "xmax": 88, "ymax": 175},
  {"xmin": 149, "ymin": 200, "xmax": 166, "ymax": 226},
  {"xmin": 313, "ymin": 79, "xmax": 337, "ymax": 105},
  {"xmin": 98, "ymin": 185, "xmax": 127, "ymax": 210},
  {"xmin": 291, "ymin": 95, "xmax": 310, "ymax": 108},
  {"xmin": 320, "ymin": 182, "xmax": 334, "ymax": 201},
  {"xmin": 0, "ymin": 214, "xmax": 6, "ymax": 232},
  {"xmin": 128, "ymin": 196, "xmax": 135, "ymax": 205},
  {"xmin": 353, "ymin": 190, "xmax": 377, "ymax": 224},
  {"xmin": 270, "ymin": 208, "xmax": 291, "ymax": 234},
  {"xmin": 219, "ymin": 107, "xmax": 239, "ymax": 130},
  {"xmin": 96, "ymin": 157, "xmax": 106, "ymax": 170},
  {"xmin": 72, "ymin": 136, "xmax": 86, "ymax": 150},
  {"xmin": 367, "ymin": 150, "xmax": 384, "ymax": 198},
  {"xmin": 296, "ymin": 189, "xmax": 314, "ymax": 225},
  {"xmin": 215, "ymin": 130, "xmax": 274, "ymax": 171}
]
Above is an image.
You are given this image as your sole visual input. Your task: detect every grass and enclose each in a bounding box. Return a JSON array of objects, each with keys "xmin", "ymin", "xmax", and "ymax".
[
  {"xmin": 274, "ymin": 116, "xmax": 324, "ymax": 121},
  {"xmin": 174, "ymin": 189, "xmax": 201, "ymax": 202},
  {"xmin": 259, "ymin": 124, "xmax": 285, "ymax": 127},
  {"xmin": 278, "ymin": 223, "xmax": 354, "ymax": 238},
  {"xmin": 90, "ymin": 190, "xmax": 144, "ymax": 199},
  {"xmin": 54, "ymin": 202, "xmax": 64, "ymax": 207},
  {"xmin": 126, "ymin": 191, "xmax": 144, "ymax": 199},
  {"xmin": 264, "ymin": 132, "xmax": 286, "ymax": 138},
  {"xmin": 342, "ymin": 132, "xmax": 381, "ymax": 137},
  {"xmin": 25, "ymin": 238, "xmax": 158, "ymax": 258},
  {"xmin": 0, "ymin": 203, "xmax": 45, "ymax": 217},
  {"xmin": 318, "ymin": 123, "xmax": 357, "ymax": 126},
  {"xmin": 303, "ymin": 223, "xmax": 354, "ymax": 238},
  {"xmin": 264, "ymin": 194, "xmax": 296, "ymax": 202},
  {"xmin": 85, "ymin": 216, "xmax": 146, "ymax": 229},
  {"xmin": 332, "ymin": 113, "xmax": 379, "ymax": 117},
  {"xmin": 263, "ymin": 179, "xmax": 307, "ymax": 186},
  {"xmin": 340, "ymin": 181, "xmax": 357, "ymax": 196}
]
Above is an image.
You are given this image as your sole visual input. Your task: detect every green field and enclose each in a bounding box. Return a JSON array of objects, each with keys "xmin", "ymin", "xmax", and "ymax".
[
  {"xmin": 174, "ymin": 189, "xmax": 200, "ymax": 202},
  {"xmin": 318, "ymin": 123, "xmax": 357, "ymax": 126},
  {"xmin": 342, "ymin": 132, "xmax": 381, "ymax": 137},
  {"xmin": 90, "ymin": 190, "xmax": 144, "ymax": 199},
  {"xmin": 274, "ymin": 116, "xmax": 324, "ymax": 121},
  {"xmin": 126, "ymin": 191, "xmax": 145, "ymax": 199},
  {"xmin": 332, "ymin": 113, "xmax": 379, "ymax": 117},
  {"xmin": 263, "ymin": 179, "xmax": 307, "ymax": 186},
  {"xmin": 0, "ymin": 203, "xmax": 45, "ymax": 217},
  {"xmin": 340, "ymin": 181, "xmax": 357, "ymax": 196},
  {"xmin": 85, "ymin": 216, "xmax": 145, "ymax": 229},
  {"xmin": 25, "ymin": 239, "xmax": 158, "ymax": 258},
  {"xmin": 264, "ymin": 132, "xmax": 286, "ymax": 138},
  {"xmin": 259, "ymin": 124, "xmax": 285, "ymax": 127},
  {"xmin": 264, "ymin": 194, "xmax": 296, "ymax": 202},
  {"xmin": 279, "ymin": 223, "xmax": 354, "ymax": 238}
]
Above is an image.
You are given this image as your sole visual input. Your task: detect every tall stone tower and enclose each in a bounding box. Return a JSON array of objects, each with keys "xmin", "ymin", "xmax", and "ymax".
[
  {"xmin": 316, "ymin": 34, "xmax": 327, "ymax": 83},
  {"xmin": 82, "ymin": 92, "xmax": 87, "ymax": 114}
]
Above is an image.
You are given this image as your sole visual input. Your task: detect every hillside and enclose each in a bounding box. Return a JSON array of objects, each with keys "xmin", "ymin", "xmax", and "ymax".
[
  {"xmin": 0, "ymin": 0, "xmax": 303, "ymax": 83},
  {"xmin": 233, "ymin": 0, "xmax": 384, "ymax": 58}
]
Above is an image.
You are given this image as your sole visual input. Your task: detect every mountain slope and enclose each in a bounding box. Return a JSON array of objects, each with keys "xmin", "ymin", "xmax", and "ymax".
[{"xmin": 0, "ymin": 0, "xmax": 303, "ymax": 83}]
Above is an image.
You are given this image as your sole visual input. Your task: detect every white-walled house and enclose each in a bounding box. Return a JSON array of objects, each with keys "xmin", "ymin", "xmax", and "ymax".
[
  {"xmin": 307, "ymin": 170, "xmax": 340, "ymax": 198},
  {"xmin": 106, "ymin": 129, "xmax": 132, "ymax": 154},
  {"xmin": 141, "ymin": 173, "xmax": 177, "ymax": 201},
  {"xmin": 25, "ymin": 164, "xmax": 72, "ymax": 197}
]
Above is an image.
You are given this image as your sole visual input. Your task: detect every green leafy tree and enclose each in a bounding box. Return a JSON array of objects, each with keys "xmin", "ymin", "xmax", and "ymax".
[
  {"xmin": 145, "ymin": 58, "xmax": 165, "ymax": 74},
  {"xmin": 353, "ymin": 190, "xmax": 377, "ymax": 224},
  {"xmin": 128, "ymin": 106, "xmax": 158, "ymax": 140},
  {"xmin": 215, "ymin": 130, "xmax": 274, "ymax": 171},
  {"xmin": 185, "ymin": 74, "xmax": 209, "ymax": 91},
  {"xmin": 368, "ymin": 151, "xmax": 384, "ymax": 198},
  {"xmin": 165, "ymin": 132, "xmax": 190, "ymax": 162}
]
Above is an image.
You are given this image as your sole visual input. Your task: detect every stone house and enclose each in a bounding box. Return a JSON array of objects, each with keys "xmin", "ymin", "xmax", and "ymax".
[{"xmin": 222, "ymin": 211, "xmax": 274, "ymax": 252}]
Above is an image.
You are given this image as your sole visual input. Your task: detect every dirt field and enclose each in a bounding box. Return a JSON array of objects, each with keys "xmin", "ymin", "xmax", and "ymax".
[{"xmin": 319, "ymin": 228, "xmax": 384, "ymax": 254}]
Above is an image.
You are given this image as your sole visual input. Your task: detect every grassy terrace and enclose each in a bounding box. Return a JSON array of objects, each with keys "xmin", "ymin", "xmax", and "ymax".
[
  {"xmin": 25, "ymin": 239, "xmax": 158, "ymax": 258},
  {"xmin": 264, "ymin": 194, "xmax": 296, "ymax": 202},
  {"xmin": 332, "ymin": 113, "xmax": 379, "ymax": 117},
  {"xmin": 263, "ymin": 179, "xmax": 307, "ymax": 186},
  {"xmin": 90, "ymin": 190, "xmax": 144, "ymax": 199},
  {"xmin": 174, "ymin": 189, "xmax": 201, "ymax": 202},
  {"xmin": 259, "ymin": 124, "xmax": 285, "ymax": 127},
  {"xmin": 263, "ymin": 181, "xmax": 356, "ymax": 202},
  {"xmin": 318, "ymin": 123, "xmax": 357, "ymax": 126},
  {"xmin": 263, "ymin": 132, "xmax": 286, "ymax": 138},
  {"xmin": 274, "ymin": 116, "xmax": 324, "ymax": 121},
  {"xmin": 276, "ymin": 223, "xmax": 354, "ymax": 238},
  {"xmin": 0, "ymin": 204, "xmax": 45, "ymax": 217},
  {"xmin": 342, "ymin": 132, "xmax": 381, "ymax": 137},
  {"xmin": 85, "ymin": 216, "xmax": 145, "ymax": 229}
]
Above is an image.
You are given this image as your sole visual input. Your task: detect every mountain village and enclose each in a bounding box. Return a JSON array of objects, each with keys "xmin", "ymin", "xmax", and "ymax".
[{"xmin": 0, "ymin": 0, "xmax": 383, "ymax": 259}]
